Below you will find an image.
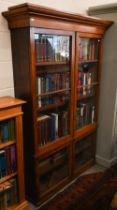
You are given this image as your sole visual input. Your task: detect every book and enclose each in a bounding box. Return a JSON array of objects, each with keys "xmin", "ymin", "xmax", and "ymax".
[
  {"xmin": 1, "ymin": 121, "xmax": 9, "ymax": 142},
  {"xmin": 51, "ymin": 113, "xmax": 58, "ymax": 138},
  {"xmin": 0, "ymin": 150, "xmax": 6, "ymax": 178},
  {"xmin": 35, "ymin": 38, "xmax": 40, "ymax": 62},
  {"xmin": 8, "ymin": 119, "xmax": 15, "ymax": 141},
  {"xmin": 91, "ymin": 105, "xmax": 95, "ymax": 123},
  {"xmin": 37, "ymin": 115, "xmax": 50, "ymax": 145},
  {"xmin": 10, "ymin": 145, "xmax": 16, "ymax": 173},
  {"xmin": 5, "ymin": 147, "xmax": 11, "ymax": 175},
  {"xmin": 76, "ymin": 102, "xmax": 95, "ymax": 129},
  {"xmin": 8, "ymin": 178, "xmax": 18, "ymax": 205},
  {"xmin": 87, "ymin": 73, "xmax": 92, "ymax": 94}
]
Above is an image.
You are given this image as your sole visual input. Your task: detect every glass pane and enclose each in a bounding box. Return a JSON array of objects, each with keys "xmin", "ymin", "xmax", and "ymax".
[
  {"xmin": 76, "ymin": 98, "xmax": 95, "ymax": 129},
  {"xmin": 76, "ymin": 37, "xmax": 100, "ymax": 130},
  {"xmin": 74, "ymin": 134, "xmax": 95, "ymax": 174},
  {"xmin": 37, "ymin": 148, "xmax": 69, "ymax": 194},
  {"xmin": 35, "ymin": 34, "xmax": 69, "ymax": 62},
  {"xmin": 35, "ymin": 34, "xmax": 71, "ymax": 147},
  {"xmin": 78, "ymin": 62, "xmax": 98, "ymax": 99},
  {"xmin": 79, "ymin": 38, "xmax": 99, "ymax": 61}
]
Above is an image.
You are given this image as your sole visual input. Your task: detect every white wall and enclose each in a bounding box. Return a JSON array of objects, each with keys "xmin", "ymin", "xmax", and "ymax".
[
  {"xmin": 0, "ymin": 0, "xmax": 117, "ymax": 97},
  {"xmin": 88, "ymin": 5, "xmax": 117, "ymax": 167}
]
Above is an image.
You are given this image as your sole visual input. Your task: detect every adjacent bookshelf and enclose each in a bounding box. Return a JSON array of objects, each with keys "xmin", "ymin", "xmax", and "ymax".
[
  {"xmin": 2, "ymin": 3, "xmax": 113, "ymax": 206},
  {"xmin": 0, "ymin": 97, "xmax": 28, "ymax": 210}
]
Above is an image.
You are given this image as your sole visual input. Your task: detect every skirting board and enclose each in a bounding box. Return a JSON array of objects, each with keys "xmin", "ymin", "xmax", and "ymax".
[{"xmin": 96, "ymin": 155, "xmax": 117, "ymax": 168}]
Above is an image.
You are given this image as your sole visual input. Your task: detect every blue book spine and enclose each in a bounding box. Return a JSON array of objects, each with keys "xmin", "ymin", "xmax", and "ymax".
[
  {"xmin": 0, "ymin": 150, "xmax": 6, "ymax": 178},
  {"xmin": 2, "ymin": 121, "xmax": 9, "ymax": 142}
]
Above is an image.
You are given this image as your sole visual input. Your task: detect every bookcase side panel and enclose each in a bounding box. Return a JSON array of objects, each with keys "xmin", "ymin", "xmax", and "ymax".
[{"xmin": 10, "ymin": 28, "xmax": 37, "ymax": 201}]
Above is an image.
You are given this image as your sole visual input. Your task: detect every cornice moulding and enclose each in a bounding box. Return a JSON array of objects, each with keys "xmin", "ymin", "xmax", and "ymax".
[
  {"xmin": 2, "ymin": 3, "xmax": 113, "ymax": 29},
  {"xmin": 88, "ymin": 3, "xmax": 117, "ymax": 15}
]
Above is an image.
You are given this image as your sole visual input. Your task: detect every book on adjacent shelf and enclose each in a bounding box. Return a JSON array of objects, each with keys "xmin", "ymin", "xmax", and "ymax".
[
  {"xmin": 76, "ymin": 102, "xmax": 95, "ymax": 129},
  {"xmin": 8, "ymin": 178, "xmax": 18, "ymax": 205},
  {"xmin": 10, "ymin": 145, "xmax": 16, "ymax": 173},
  {"xmin": 0, "ymin": 150, "xmax": 6, "ymax": 178},
  {"xmin": 0, "ymin": 119, "xmax": 15, "ymax": 143},
  {"xmin": 0, "ymin": 145, "xmax": 16, "ymax": 178}
]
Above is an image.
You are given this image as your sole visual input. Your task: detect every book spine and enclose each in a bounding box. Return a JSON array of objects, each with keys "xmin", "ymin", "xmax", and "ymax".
[
  {"xmin": 8, "ymin": 178, "xmax": 18, "ymax": 205},
  {"xmin": 10, "ymin": 145, "xmax": 16, "ymax": 173},
  {"xmin": 0, "ymin": 150, "xmax": 6, "ymax": 178},
  {"xmin": 5, "ymin": 147, "xmax": 11, "ymax": 175}
]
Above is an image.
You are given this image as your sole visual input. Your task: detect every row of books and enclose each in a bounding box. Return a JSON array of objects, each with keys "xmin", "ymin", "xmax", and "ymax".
[
  {"xmin": 78, "ymin": 86, "xmax": 95, "ymax": 98},
  {"xmin": 78, "ymin": 71, "xmax": 92, "ymax": 96},
  {"xmin": 76, "ymin": 103, "xmax": 95, "ymax": 129},
  {"xmin": 0, "ymin": 145, "xmax": 16, "ymax": 178},
  {"xmin": 0, "ymin": 119, "xmax": 15, "ymax": 143},
  {"xmin": 0, "ymin": 178, "xmax": 18, "ymax": 209},
  {"xmin": 37, "ymin": 111, "xmax": 69, "ymax": 146},
  {"xmin": 37, "ymin": 73, "xmax": 69, "ymax": 94},
  {"xmin": 38, "ymin": 92, "xmax": 69, "ymax": 108},
  {"xmin": 78, "ymin": 66, "xmax": 97, "ymax": 97},
  {"xmin": 79, "ymin": 38, "xmax": 99, "ymax": 61},
  {"xmin": 35, "ymin": 34, "xmax": 70, "ymax": 62},
  {"xmin": 79, "ymin": 62, "xmax": 98, "ymax": 80}
]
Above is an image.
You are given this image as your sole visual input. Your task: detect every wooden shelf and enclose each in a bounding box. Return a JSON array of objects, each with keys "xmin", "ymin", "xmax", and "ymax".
[
  {"xmin": 79, "ymin": 59, "xmax": 99, "ymax": 64},
  {"xmin": 77, "ymin": 82, "xmax": 99, "ymax": 89},
  {"xmin": 36, "ymin": 135, "xmax": 71, "ymax": 157},
  {"xmin": 36, "ymin": 69, "xmax": 70, "ymax": 74},
  {"xmin": 7, "ymin": 201, "xmax": 29, "ymax": 210},
  {"xmin": 0, "ymin": 140, "xmax": 16, "ymax": 150},
  {"xmin": 75, "ymin": 123, "xmax": 97, "ymax": 139},
  {"xmin": 0, "ymin": 172, "xmax": 17, "ymax": 184},
  {"xmin": 37, "ymin": 88, "xmax": 70, "ymax": 97},
  {"xmin": 38, "ymin": 100, "xmax": 69, "ymax": 111},
  {"xmin": 36, "ymin": 61, "xmax": 69, "ymax": 66},
  {"xmin": 77, "ymin": 93, "xmax": 95, "ymax": 100}
]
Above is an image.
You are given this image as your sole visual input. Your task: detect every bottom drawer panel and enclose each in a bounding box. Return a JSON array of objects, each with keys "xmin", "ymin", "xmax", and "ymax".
[
  {"xmin": 36, "ymin": 147, "xmax": 70, "ymax": 196},
  {"xmin": 73, "ymin": 133, "xmax": 96, "ymax": 175}
]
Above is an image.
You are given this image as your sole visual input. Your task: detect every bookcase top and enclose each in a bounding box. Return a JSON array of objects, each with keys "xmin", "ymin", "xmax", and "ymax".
[
  {"xmin": 2, "ymin": 3, "xmax": 113, "ymax": 29},
  {"xmin": 0, "ymin": 96, "xmax": 26, "ymax": 109}
]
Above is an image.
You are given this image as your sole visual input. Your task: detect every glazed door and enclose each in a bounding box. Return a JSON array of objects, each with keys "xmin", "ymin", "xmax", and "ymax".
[
  {"xmin": 74, "ymin": 33, "xmax": 102, "ymax": 137},
  {"xmin": 31, "ymin": 28, "xmax": 75, "ymax": 153}
]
